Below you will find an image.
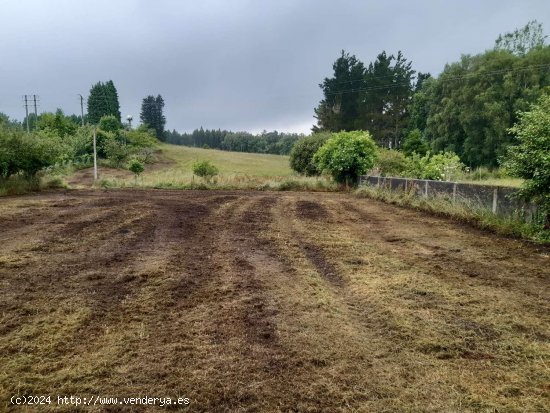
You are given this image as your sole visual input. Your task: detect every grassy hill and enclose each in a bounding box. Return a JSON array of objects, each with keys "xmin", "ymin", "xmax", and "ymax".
[
  {"xmin": 67, "ymin": 143, "xmax": 335, "ymax": 191},
  {"xmin": 160, "ymin": 144, "xmax": 293, "ymax": 177}
]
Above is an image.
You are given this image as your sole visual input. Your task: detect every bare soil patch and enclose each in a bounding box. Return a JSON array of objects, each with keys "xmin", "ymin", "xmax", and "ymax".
[{"xmin": 0, "ymin": 189, "xmax": 548, "ymax": 412}]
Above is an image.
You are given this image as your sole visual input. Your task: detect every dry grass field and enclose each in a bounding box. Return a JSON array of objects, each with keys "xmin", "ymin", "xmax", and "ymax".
[{"xmin": 0, "ymin": 189, "xmax": 548, "ymax": 412}]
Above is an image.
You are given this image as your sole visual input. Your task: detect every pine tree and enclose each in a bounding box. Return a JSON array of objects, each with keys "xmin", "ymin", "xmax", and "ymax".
[
  {"xmin": 105, "ymin": 80, "xmax": 121, "ymax": 122},
  {"xmin": 360, "ymin": 51, "xmax": 415, "ymax": 148},
  {"xmin": 87, "ymin": 80, "xmax": 122, "ymax": 124},
  {"xmin": 140, "ymin": 94, "xmax": 166, "ymax": 140},
  {"xmin": 314, "ymin": 50, "xmax": 366, "ymax": 132}
]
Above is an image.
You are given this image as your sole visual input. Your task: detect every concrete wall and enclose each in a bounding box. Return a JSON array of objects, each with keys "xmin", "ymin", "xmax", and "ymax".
[{"xmin": 359, "ymin": 175, "xmax": 537, "ymax": 220}]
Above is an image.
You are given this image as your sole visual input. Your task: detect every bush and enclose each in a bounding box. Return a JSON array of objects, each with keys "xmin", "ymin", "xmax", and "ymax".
[
  {"xmin": 192, "ymin": 160, "xmax": 219, "ymax": 181},
  {"xmin": 402, "ymin": 151, "xmax": 464, "ymax": 181},
  {"xmin": 422, "ymin": 152, "xmax": 464, "ymax": 181},
  {"xmin": 128, "ymin": 159, "xmax": 144, "ymax": 183},
  {"xmin": 503, "ymin": 92, "xmax": 550, "ymax": 224},
  {"xmin": 313, "ymin": 130, "xmax": 378, "ymax": 185},
  {"xmin": 98, "ymin": 115, "xmax": 122, "ymax": 133},
  {"xmin": 289, "ymin": 132, "xmax": 331, "ymax": 176},
  {"xmin": 0, "ymin": 125, "xmax": 64, "ymax": 178},
  {"xmin": 103, "ymin": 136, "xmax": 129, "ymax": 167},
  {"xmin": 376, "ymin": 149, "xmax": 408, "ymax": 176},
  {"xmin": 123, "ymin": 129, "xmax": 158, "ymax": 149},
  {"xmin": 402, "ymin": 128, "xmax": 428, "ymax": 156}
]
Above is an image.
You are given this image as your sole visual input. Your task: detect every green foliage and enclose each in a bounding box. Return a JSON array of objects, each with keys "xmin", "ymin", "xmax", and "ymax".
[
  {"xmin": 313, "ymin": 130, "xmax": 378, "ymax": 185},
  {"xmin": 503, "ymin": 93, "xmax": 550, "ymax": 218},
  {"xmin": 96, "ymin": 115, "xmax": 126, "ymax": 165},
  {"xmin": 98, "ymin": 115, "xmax": 121, "ymax": 133},
  {"xmin": 102, "ymin": 135, "xmax": 129, "ymax": 167},
  {"xmin": 376, "ymin": 149, "xmax": 408, "ymax": 176},
  {"xmin": 289, "ymin": 133, "xmax": 331, "ymax": 176},
  {"xmin": 165, "ymin": 128, "xmax": 302, "ymax": 155},
  {"xmin": 123, "ymin": 129, "xmax": 158, "ymax": 148},
  {"xmin": 192, "ymin": 160, "xmax": 219, "ymax": 181},
  {"xmin": 128, "ymin": 159, "xmax": 144, "ymax": 176},
  {"xmin": 402, "ymin": 128, "xmax": 428, "ymax": 156},
  {"xmin": 314, "ymin": 50, "xmax": 415, "ymax": 148},
  {"xmin": 36, "ymin": 109, "xmax": 78, "ymax": 137},
  {"xmin": 0, "ymin": 125, "xmax": 65, "ymax": 178},
  {"xmin": 423, "ymin": 42, "xmax": 550, "ymax": 167},
  {"xmin": 495, "ymin": 20, "xmax": 547, "ymax": 56},
  {"xmin": 401, "ymin": 151, "xmax": 465, "ymax": 181},
  {"xmin": 87, "ymin": 80, "xmax": 122, "ymax": 124},
  {"xmin": 0, "ymin": 112, "xmax": 22, "ymax": 130},
  {"xmin": 422, "ymin": 152, "xmax": 465, "ymax": 181},
  {"xmin": 312, "ymin": 22, "xmax": 548, "ymax": 168},
  {"xmin": 140, "ymin": 95, "xmax": 166, "ymax": 140},
  {"xmin": 314, "ymin": 51, "xmax": 366, "ymax": 133}
]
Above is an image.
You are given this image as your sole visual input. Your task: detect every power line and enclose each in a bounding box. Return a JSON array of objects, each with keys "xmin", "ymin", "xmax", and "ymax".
[
  {"xmin": 323, "ymin": 63, "xmax": 550, "ymax": 96},
  {"xmin": 323, "ymin": 54, "xmax": 550, "ymax": 87}
]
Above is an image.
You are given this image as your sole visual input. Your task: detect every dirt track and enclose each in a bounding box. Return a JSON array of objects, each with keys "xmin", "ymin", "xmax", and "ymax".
[{"xmin": 1, "ymin": 189, "xmax": 548, "ymax": 412}]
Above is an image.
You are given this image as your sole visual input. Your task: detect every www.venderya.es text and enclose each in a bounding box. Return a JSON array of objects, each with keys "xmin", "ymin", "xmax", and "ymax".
[{"xmin": 10, "ymin": 395, "xmax": 190, "ymax": 407}]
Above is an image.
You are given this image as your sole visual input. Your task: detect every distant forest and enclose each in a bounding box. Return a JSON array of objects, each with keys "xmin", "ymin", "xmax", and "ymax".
[{"xmin": 164, "ymin": 128, "xmax": 303, "ymax": 155}]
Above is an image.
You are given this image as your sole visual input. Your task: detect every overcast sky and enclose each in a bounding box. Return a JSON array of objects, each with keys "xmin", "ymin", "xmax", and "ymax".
[{"xmin": 1, "ymin": 1, "xmax": 548, "ymax": 134}]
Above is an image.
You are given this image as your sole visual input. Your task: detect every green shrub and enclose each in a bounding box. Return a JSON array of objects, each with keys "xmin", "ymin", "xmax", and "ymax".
[
  {"xmin": 402, "ymin": 128, "xmax": 428, "ymax": 156},
  {"xmin": 289, "ymin": 132, "xmax": 331, "ymax": 176},
  {"xmin": 123, "ymin": 129, "xmax": 158, "ymax": 149},
  {"xmin": 0, "ymin": 125, "xmax": 64, "ymax": 178},
  {"xmin": 503, "ymin": 92, "xmax": 550, "ymax": 223},
  {"xmin": 422, "ymin": 152, "xmax": 464, "ymax": 181},
  {"xmin": 376, "ymin": 149, "xmax": 408, "ymax": 176},
  {"xmin": 192, "ymin": 160, "xmax": 219, "ymax": 181},
  {"xmin": 402, "ymin": 151, "xmax": 464, "ymax": 181},
  {"xmin": 103, "ymin": 136, "xmax": 129, "ymax": 167},
  {"xmin": 98, "ymin": 115, "xmax": 122, "ymax": 133},
  {"xmin": 313, "ymin": 130, "xmax": 378, "ymax": 185},
  {"xmin": 128, "ymin": 159, "xmax": 144, "ymax": 183}
]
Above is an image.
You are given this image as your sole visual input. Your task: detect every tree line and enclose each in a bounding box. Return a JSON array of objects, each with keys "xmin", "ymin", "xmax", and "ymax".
[
  {"xmin": 165, "ymin": 128, "xmax": 303, "ymax": 155},
  {"xmin": 314, "ymin": 20, "xmax": 549, "ymax": 167}
]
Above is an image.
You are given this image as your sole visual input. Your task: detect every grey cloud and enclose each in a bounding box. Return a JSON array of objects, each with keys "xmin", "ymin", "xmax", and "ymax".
[{"xmin": 1, "ymin": 0, "xmax": 548, "ymax": 133}]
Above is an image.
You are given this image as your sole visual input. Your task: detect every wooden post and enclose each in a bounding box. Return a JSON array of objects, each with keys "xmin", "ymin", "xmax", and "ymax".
[
  {"xmin": 424, "ymin": 180, "xmax": 429, "ymax": 198},
  {"xmin": 492, "ymin": 188, "xmax": 498, "ymax": 214},
  {"xmin": 453, "ymin": 183, "xmax": 457, "ymax": 203},
  {"xmin": 93, "ymin": 128, "xmax": 98, "ymax": 181}
]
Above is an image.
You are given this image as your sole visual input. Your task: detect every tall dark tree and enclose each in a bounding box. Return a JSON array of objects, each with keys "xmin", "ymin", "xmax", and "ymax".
[
  {"xmin": 314, "ymin": 50, "xmax": 415, "ymax": 148},
  {"xmin": 360, "ymin": 51, "xmax": 415, "ymax": 148},
  {"xmin": 140, "ymin": 95, "xmax": 166, "ymax": 140},
  {"xmin": 87, "ymin": 80, "xmax": 121, "ymax": 124},
  {"xmin": 314, "ymin": 50, "xmax": 366, "ymax": 132},
  {"xmin": 105, "ymin": 80, "xmax": 121, "ymax": 122}
]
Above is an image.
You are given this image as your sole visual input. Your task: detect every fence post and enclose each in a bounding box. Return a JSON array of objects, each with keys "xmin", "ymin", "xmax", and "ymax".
[
  {"xmin": 424, "ymin": 180, "xmax": 429, "ymax": 198},
  {"xmin": 377, "ymin": 176, "xmax": 380, "ymax": 188},
  {"xmin": 492, "ymin": 188, "xmax": 498, "ymax": 214},
  {"xmin": 405, "ymin": 178, "xmax": 408, "ymax": 192},
  {"xmin": 452, "ymin": 183, "xmax": 457, "ymax": 203}
]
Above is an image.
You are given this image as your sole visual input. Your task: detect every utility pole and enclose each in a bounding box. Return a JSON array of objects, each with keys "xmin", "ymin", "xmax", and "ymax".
[
  {"xmin": 33, "ymin": 95, "xmax": 38, "ymax": 119},
  {"xmin": 78, "ymin": 94, "xmax": 85, "ymax": 126},
  {"xmin": 23, "ymin": 95, "xmax": 30, "ymax": 132},
  {"xmin": 93, "ymin": 127, "xmax": 98, "ymax": 181}
]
